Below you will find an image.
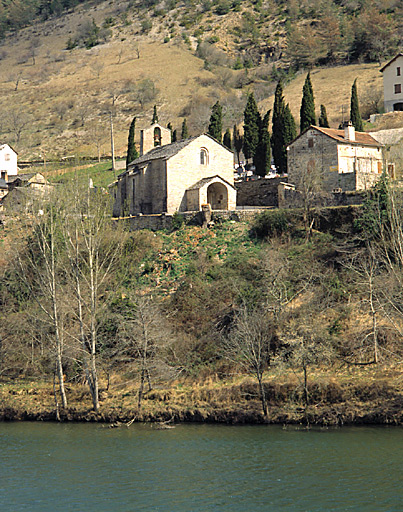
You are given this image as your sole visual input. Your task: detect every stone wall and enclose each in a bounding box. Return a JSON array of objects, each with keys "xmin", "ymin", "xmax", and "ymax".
[{"xmin": 235, "ymin": 178, "xmax": 282, "ymax": 207}]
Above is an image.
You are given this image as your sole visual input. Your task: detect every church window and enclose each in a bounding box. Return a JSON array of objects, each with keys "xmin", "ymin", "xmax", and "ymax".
[{"xmin": 200, "ymin": 148, "xmax": 208, "ymax": 165}]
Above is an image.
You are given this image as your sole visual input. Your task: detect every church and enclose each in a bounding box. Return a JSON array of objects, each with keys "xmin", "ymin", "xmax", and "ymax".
[{"xmin": 112, "ymin": 122, "xmax": 236, "ymax": 217}]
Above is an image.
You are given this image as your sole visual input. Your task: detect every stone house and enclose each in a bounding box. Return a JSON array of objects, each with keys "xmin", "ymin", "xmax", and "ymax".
[
  {"xmin": 287, "ymin": 124, "xmax": 385, "ymax": 194},
  {"xmin": 0, "ymin": 144, "xmax": 18, "ymax": 181},
  {"xmin": 380, "ymin": 54, "xmax": 403, "ymax": 113},
  {"xmin": 7, "ymin": 173, "xmax": 51, "ymax": 193},
  {"xmin": 112, "ymin": 125, "xmax": 236, "ymax": 217}
]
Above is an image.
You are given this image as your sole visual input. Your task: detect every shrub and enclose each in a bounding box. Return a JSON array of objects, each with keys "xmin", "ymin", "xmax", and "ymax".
[{"xmin": 250, "ymin": 210, "xmax": 291, "ymax": 239}]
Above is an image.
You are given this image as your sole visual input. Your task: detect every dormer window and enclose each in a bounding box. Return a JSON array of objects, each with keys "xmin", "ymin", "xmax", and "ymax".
[{"xmin": 200, "ymin": 148, "xmax": 208, "ymax": 165}]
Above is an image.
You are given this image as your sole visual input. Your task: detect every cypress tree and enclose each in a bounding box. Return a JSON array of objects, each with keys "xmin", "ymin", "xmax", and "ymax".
[
  {"xmin": 283, "ymin": 104, "xmax": 297, "ymax": 173},
  {"xmin": 208, "ymin": 101, "xmax": 223, "ymax": 142},
  {"xmin": 233, "ymin": 124, "xmax": 243, "ymax": 166},
  {"xmin": 172, "ymin": 129, "xmax": 177, "ymax": 142},
  {"xmin": 350, "ymin": 78, "xmax": 363, "ymax": 132},
  {"xmin": 243, "ymin": 92, "xmax": 260, "ymax": 161},
  {"xmin": 254, "ymin": 110, "xmax": 271, "ymax": 177},
  {"xmin": 318, "ymin": 104, "xmax": 330, "ymax": 128},
  {"xmin": 152, "ymin": 105, "xmax": 158, "ymax": 124},
  {"xmin": 126, "ymin": 116, "xmax": 138, "ymax": 168},
  {"xmin": 300, "ymin": 72, "xmax": 316, "ymax": 133},
  {"xmin": 271, "ymin": 80, "xmax": 285, "ymax": 173},
  {"xmin": 181, "ymin": 118, "xmax": 188, "ymax": 139},
  {"xmin": 223, "ymin": 128, "xmax": 232, "ymax": 150},
  {"xmin": 167, "ymin": 122, "xmax": 172, "ymax": 132}
]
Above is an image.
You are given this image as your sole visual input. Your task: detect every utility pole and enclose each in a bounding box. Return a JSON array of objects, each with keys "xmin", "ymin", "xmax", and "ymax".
[{"xmin": 110, "ymin": 111, "xmax": 115, "ymax": 176}]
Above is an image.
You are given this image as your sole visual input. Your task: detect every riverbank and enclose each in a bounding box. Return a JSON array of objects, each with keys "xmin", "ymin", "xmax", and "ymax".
[{"xmin": 2, "ymin": 368, "xmax": 403, "ymax": 426}]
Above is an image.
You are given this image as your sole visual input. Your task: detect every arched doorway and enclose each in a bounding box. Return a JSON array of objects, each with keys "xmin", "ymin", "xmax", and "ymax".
[
  {"xmin": 207, "ymin": 182, "xmax": 228, "ymax": 210},
  {"xmin": 393, "ymin": 103, "xmax": 403, "ymax": 112}
]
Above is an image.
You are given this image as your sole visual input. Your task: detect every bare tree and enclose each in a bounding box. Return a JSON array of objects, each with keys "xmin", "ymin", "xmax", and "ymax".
[
  {"xmin": 5, "ymin": 109, "xmax": 31, "ymax": 143},
  {"xmin": 221, "ymin": 305, "xmax": 278, "ymax": 417},
  {"xmin": 90, "ymin": 60, "xmax": 104, "ymax": 79},
  {"xmin": 8, "ymin": 71, "xmax": 23, "ymax": 91}
]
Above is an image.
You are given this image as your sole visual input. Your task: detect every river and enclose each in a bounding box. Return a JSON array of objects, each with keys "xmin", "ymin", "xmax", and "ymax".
[{"xmin": 1, "ymin": 422, "xmax": 402, "ymax": 511}]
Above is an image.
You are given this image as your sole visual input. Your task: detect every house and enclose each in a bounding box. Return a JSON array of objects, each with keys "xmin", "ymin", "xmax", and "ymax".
[
  {"xmin": 112, "ymin": 124, "xmax": 236, "ymax": 217},
  {"xmin": 380, "ymin": 54, "xmax": 403, "ymax": 113},
  {"xmin": 0, "ymin": 144, "xmax": 18, "ymax": 181},
  {"xmin": 287, "ymin": 123, "xmax": 385, "ymax": 193},
  {"xmin": 7, "ymin": 173, "xmax": 51, "ymax": 193}
]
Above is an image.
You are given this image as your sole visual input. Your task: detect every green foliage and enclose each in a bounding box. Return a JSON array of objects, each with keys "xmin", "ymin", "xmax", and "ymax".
[
  {"xmin": 126, "ymin": 116, "xmax": 138, "ymax": 168},
  {"xmin": 253, "ymin": 109, "xmax": 271, "ymax": 177},
  {"xmin": 350, "ymin": 79, "xmax": 363, "ymax": 132},
  {"xmin": 319, "ymin": 104, "xmax": 330, "ymax": 128},
  {"xmin": 300, "ymin": 72, "xmax": 316, "ymax": 133},
  {"xmin": 181, "ymin": 118, "xmax": 189, "ymax": 139},
  {"xmin": 233, "ymin": 124, "xmax": 243, "ymax": 165},
  {"xmin": 208, "ymin": 101, "xmax": 223, "ymax": 142},
  {"xmin": 243, "ymin": 92, "xmax": 260, "ymax": 161},
  {"xmin": 223, "ymin": 128, "xmax": 232, "ymax": 150},
  {"xmin": 171, "ymin": 212, "xmax": 184, "ymax": 231},
  {"xmin": 354, "ymin": 174, "xmax": 389, "ymax": 239},
  {"xmin": 271, "ymin": 82, "xmax": 296, "ymax": 174},
  {"xmin": 251, "ymin": 209, "xmax": 292, "ymax": 239}
]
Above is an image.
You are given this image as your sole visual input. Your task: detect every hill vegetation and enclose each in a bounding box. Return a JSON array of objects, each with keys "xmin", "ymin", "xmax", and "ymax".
[{"xmin": 0, "ymin": 0, "xmax": 399, "ymax": 162}]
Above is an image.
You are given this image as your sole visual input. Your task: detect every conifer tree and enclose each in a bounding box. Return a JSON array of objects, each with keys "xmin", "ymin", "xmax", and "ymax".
[
  {"xmin": 254, "ymin": 110, "xmax": 271, "ymax": 177},
  {"xmin": 318, "ymin": 104, "xmax": 330, "ymax": 128},
  {"xmin": 167, "ymin": 122, "xmax": 172, "ymax": 132},
  {"xmin": 152, "ymin": 105, "xmax": 158, "ymax": 124},
  {"xmin": 350, "ymin": 78, "xmax": 363, "ymax": 132},
  {"xmin": 283, "ymin": 104, "xmax": 297, "ymax": 166},
  {"xmin": 300, "ymin": 72, "xmax": 316, "ymax": 133},
  {"xmin": 126, "ymin": 116, "xmax": 138, "ymax": 168},
  {"xmin": 223, "ymin": 128, "xmax": 232, "ymax": 150},
  {"xmin": 208, "ymin": 101, "xmax": 223, "ymax": 142},
  {"xmin": 233, "ymin": 124, "xmax": 243, "ymax": 166},
  {"xmin": 181, "ymin": 118, "xmax": 188, "ymax": 139},
  {"xmin": 243, "ymin": 92, "xmax": 260, "ymax": 161},
  {"xmin": 172, "ymin": 129, "xmax": 177, "ymax": 142},
  {"xmin": 271, "ymin": 80, "xmax": 285, "ymax": 173}
]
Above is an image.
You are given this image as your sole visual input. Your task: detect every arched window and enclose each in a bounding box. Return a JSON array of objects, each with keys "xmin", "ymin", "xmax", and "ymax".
[
  {"xmin": 154, "ymin": 127, "xmax": 162, "ymax": 147},
  {"xmin": 200, "ymin": 148, "xmax": 208, "ymax": 165}
]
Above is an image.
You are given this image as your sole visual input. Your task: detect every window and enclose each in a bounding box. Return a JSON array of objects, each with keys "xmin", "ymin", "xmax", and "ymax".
[
  {"xmin": 397, "ymin": 67, "xmax": 401, "ymax": 76},
  {"xmin": 395, "ymin": 84, "xmax": 402, "ymax": 94},
  {"xmin": 200, "ymin": 148, "xmax": 208, "ymax": 165},
  {"xmin": 308, "ymin": 138, "xmax": 314, "ymax": 148},
  {"xmin": 4, "ymin": 154, "xmax": 10, "ymax": 161}
]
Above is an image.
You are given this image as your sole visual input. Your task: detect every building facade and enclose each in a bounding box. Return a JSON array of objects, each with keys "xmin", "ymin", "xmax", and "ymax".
[
  {"xmin": 112, "ymin": 131, "xmax": 236, "ymax": 217},
  {"xmin": 287, "ymin": 124, "xmax": 384, "ymax": 193},
  {"xmin": 380, "ymin": 54, "xmax": 403, "ymax": 113},
  {"xmin": 0, "ymin": 144, "xmax": 18, "ymax": 181}
]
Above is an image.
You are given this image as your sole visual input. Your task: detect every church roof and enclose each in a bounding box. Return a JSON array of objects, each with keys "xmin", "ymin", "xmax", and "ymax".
[
  {"xmin": 187, "ymin": 175, "xmax": 236, "ymax": 190},
  {"xmin": 127, "ymin": 136, "xmax": 198, "ymax": 169}
]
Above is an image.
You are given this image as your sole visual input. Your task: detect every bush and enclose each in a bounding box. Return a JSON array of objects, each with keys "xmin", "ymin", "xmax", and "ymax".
[{"xmin": 250, "ymin": 210, "xmax": 291, "ymax": 239}]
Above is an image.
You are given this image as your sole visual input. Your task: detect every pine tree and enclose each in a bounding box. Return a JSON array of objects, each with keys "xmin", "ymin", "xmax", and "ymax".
[
  {"xmin": 126, "ymin": 116, "xmax": 138, "ymax": 168},
  {"xmin": 350, "ymin": 78, "xmax": 363, "ymax": 132},
  {"xmin": 300, "ymin": 72, "xmax": 316, "ymax": 133},
  {"xmin": 181, "ymin": 118, "xmax": 188, "ymax": 139},
  {"xmin": 243, "ymin": 92, "xmax": 260, "ymax": 161},
  {"xmin": 233, "ymin": 124, "xmax": 243, "ymax": 166},
  {"xmin": 208, "ymin": 101, "xmax": 223, "ymax": 142},
  {"xmin": 254, "ymin": 110, "xmax": 271, "ymax": 177},
  {"xmin": 271, "ymin": 80, "xmax": 285, "ymax": 173},
  {"xmin": 318, "ymin": 104, "xmax": 330, "ymax": 128},
  {"xmin": 152, "ymin": 105, "xmax": 158, "ymax": 124},
  {"xmin": 223, "ymin": 128, "xmax": 232, "ymax": 149}
]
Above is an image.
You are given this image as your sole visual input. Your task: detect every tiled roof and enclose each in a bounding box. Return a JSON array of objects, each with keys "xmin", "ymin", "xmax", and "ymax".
[
  {"xmin": 313, "ymin": 126, "xmax": 382, "ymax": 147},
  {"xmin": 0, "ymin": 178, "xmax": 7, "ymax": 189},
  {"xmin": 128, "ymin": 137, "xmax": 197, "ymax": 167},
  {"xmin": 187, "ymin": 175, "xmax": 235, "ymax": 190}
]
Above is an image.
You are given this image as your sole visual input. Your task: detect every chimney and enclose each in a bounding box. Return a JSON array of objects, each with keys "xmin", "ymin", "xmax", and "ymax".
[{"xmin": 344, "ymin": 121, "xmax": 355, "ymax": 141}]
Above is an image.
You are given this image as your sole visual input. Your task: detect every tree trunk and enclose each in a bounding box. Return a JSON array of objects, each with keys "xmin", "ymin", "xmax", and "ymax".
[{"xmin": 257, "ymin": 373, "xmax": 268, "ymax": 417}]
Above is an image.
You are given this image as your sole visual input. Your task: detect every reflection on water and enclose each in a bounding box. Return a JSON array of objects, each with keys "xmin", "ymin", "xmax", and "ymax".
[{"xmin": 1, "ymin": 422, "xmax": 402, "ymax": 511}]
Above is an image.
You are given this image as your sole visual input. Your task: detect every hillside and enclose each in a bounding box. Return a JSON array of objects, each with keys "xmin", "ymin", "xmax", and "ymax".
[{"xmin": 0, "ymin": 0, "xmax": 400, "ymax": 161}]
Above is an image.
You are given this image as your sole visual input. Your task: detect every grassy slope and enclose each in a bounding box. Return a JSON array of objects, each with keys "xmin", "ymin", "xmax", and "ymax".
[{"xmin": 0, "ymin": 0, "xmax": 392, "ymax": 163}]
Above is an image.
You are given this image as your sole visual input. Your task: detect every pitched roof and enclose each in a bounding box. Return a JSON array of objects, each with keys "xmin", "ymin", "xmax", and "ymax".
[
  {"xmin": 187, "ymin": 175, "xmax": 236, "ymax": 190},
  {"xmin": 289, "ymin": 125, "xmax": 383, "ymax": 148},
  {"xmin": 380, "ymin": 53, "xmax": 403, "ymax": 73},
  {"xmin": 0, "ymin": 178, "xmax": 8, "ymax": 189},
  {"xmin": 127, "ymin": 136, "xmax": 197, "ymax": 168}
]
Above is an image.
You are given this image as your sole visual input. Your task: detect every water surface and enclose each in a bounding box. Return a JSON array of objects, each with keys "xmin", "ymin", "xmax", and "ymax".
[{"xmin": 1, "ymin": 422, "xmax": 402, "ymax": 511}]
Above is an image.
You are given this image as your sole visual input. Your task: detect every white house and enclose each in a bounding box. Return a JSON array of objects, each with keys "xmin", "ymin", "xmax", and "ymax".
[
  {"xmin": 380, "ymin": 53, "xmax": 403, "ymax": 113},
  {"xmin": 0, "ymin": 144, "xmax": 18, "ymax": 181}
]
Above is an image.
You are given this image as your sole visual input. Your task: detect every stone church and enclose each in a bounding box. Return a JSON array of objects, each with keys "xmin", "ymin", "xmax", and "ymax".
[{"xmin": 112, "ymin": 123, "xmax": 236, "ymax": 217}]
